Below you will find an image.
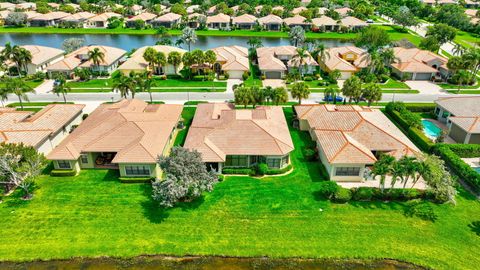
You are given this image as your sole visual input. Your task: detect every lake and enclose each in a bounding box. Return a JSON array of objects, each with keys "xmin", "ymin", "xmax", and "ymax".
[
  {"xmin": 0, "ymin": 256, "xmax": 426, "ymax": 270},
  {"xmin": 0, "ymin": 33, "xmax": 353, "ymax": 51}
]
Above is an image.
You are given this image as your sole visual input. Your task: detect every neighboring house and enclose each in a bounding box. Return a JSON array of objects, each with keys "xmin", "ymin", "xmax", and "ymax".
[
  {"xmin": 47, "ymin": 99, "xmax": 183, "ymax": 179},
  {"xmin": 210, "ymin": 46, "xmax": 250, "ymax": 79},
  {"xmin": 207, "ymin": 13, "xmax": 231, "ymax": 29},
  {"xmin": 319, "ymin": 46, "xmax": 369, "ymax": 79},
  {"xmin": 129, "ymin": 4, "xmax": 144, "ymax": 15},
  {"xmin": 0, "ymin": 10, "xmax": 10, "ymax": 25},
  {"xmin": 390, "ymin": 47, "xmax": 449, "ymax": 81},
  {"xmin": 465, "ymin": 8, "xmax": 478, "ymax": 17},
  {"xmin": 24, "ymin": 11, "xmax": 40, "ymax": 21},
  {"xmin": 295, "ymin": 104, "xmax": 419, "ymax": 182},
  {"xmin": 118, "ymin": 45, "xmax": 186, "ymax": 75},
  {"xmin": 283, "ymin": 15, "xmax": 311, "ymax": 29},
  {"xmin": 207, "ymin": 5, "xmax": 217, "ymax": 16},
  {"xmin": 292, "ymin": 6, "xmax": 308, "ymax": 15},
  {"xmin": 0, "ymin": 2, "xmax": 15, "ymax": 11},
  {"xmin": 312, "ymin": 16, "xmax": 338, "ymax": 31},
  {"xmin": 184, "ymin": 103, "xmax": 294, "ymax": 172},
  {"xmin": 2, "ymin": 45, "xmax": 65, "ymax": 75},
  {"xmin": 258, "ymin": 14, "xmax": 283, "ymax": 31},
  {"xmin": 15, "ymin": 2, "xmax": 36, "ymax": 11},
  {"xmin": 47, "ymin": 2, "xmax": 60, "ymax": 10},
  {"xmin": 126, "ymin": 12, "xmax": 157, "ymax": 27},
  {"xmin": 232, "ymin": 14, "xmax": 257, "ymax": 30},
  {"xmin": 334, "ymin": 7, "xmax": 352, "ymax": 17},
  {"xmin": 186, "ymin": 5, "xmax": 199, "ymax": 14},
  {"xmin": 46, "ymin": 45, "xmax": 126, "ymax": 77},
  {"xmin": 151, "ymin": 12, "xmax": 182, "ymax": 28},
  {"xmin": 29, "ymin": 11, "xmax": 70, "ymax": 26},
  {"xmin": 434, "ymin": 97, "xmax": 480, "ymax": 144},
  {"xmin": 187, "ymin": 13, "xmax": 206, "ymax": 29},
  {"xmin": 257, "ymin": 45, "xmax": 318, "ymax": 79},
  {"xmin": 85, "ymin": 12, "xmax": 121, "ymax": 28},
  {"xmin": 340, "ymin": 16, "xmax": 368, "ymax": 30},
  {"xmin": 0, "ymin": 104, "xmax": 85, "ymax": 155},
  {"xmin": 465, "ymin": 0, "xmax": 480, "ymax": 8},
  {"xmin": 59, "ymin": 12, "xmax": 96, "ymax": 27}
]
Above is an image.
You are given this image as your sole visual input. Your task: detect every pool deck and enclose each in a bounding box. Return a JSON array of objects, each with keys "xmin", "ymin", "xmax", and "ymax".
[
  {"xmin": 422, "ymin": 118, "xmax": 456, "ymax": 144},
  {"xmin": 461, "ymin": 158, "xmax": 480, "ymax": 168},
  {"xmin": 338, "ymin": 175, "xmax": 427, "ymax": 190}
]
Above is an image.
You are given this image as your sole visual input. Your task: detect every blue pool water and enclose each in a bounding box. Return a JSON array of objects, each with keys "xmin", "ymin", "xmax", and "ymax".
[
  {"xmin": 474, "ymin": 167, "xmax": 480, "ymax": 174},
  {"xmin": 422, "ymin": 120, "xmax": 442, "ymax": 138}
]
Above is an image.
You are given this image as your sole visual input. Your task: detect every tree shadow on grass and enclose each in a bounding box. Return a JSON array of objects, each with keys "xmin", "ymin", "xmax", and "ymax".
[
  {"xmin": 141, "ymin": 199, "xmax": 170, "ymax": 224},
  {"xmin": 468, "ymin": 221, "xmax": 480, "ymax": 236},
  {"xmin": 348, "ymin": 200, "xmax": 407, "ymax": 211},
  {"xmin": 101, "ymin": 170, "xmax": 120, "ymax": 182}
]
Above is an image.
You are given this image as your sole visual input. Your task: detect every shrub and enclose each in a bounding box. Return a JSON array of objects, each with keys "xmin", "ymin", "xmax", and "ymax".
[
  {"xmin": 304, "ymin": 76, "xmax": 313, "ymax": 81},
  {"xmin": 333, "ymin": 187, "xmax": 352, "ymax": 203},
  {"xmin": 119, "ymin": 177, "xmax": 152, "ymax": 183},
  {"xmin": 242, "ymin": 71, "xmax": 250, "ymax": 81},
  {"xmin": 255, "ymin": 163, "xmax": 269, "ymax": 176},
  {"xmin": 404, "ymin": 200, "xmax": 438, "ymax": 222},
  {"xmin": 266, "ymin": 164, "xmax": 293, "ymax": 175},
  {"xmin": 224, "ymin": 73, "xmax": 230, "ymax": 79},
  {"xmin": 50, "ymin": 169, "xmax": 77, "ymax": 177},
  {"xmin": 317, "ymin": 181, "xmax": 339, "ymax": 199},
  {"xmin": 260, "ymin": 75, "xmax": 266, "ymax": 80},
  {"xmin": 82, "ymin": 114, "xmax": 89, "ymax": 120},
  {"xmin": 352, "ymin": 187, "xmax": 374, "ymax": 201},
  {"xmin": 303, "ymin": 148, "xmax": 318, "ymax": 161},
  {"xmin": 222, "ymin": 167, "xmax": 254, "ymax": 175}
]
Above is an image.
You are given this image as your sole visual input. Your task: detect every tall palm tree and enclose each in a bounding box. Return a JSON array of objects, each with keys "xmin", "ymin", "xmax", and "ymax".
[
  {"xmin": 154, "ymin": 51, "xmax": 167, "ymax": 75},
  {"xmin": 204, "ymin": 50, "xmax": 217, "ymax": 72},
  {"xmin": 455, "ymin": 70, "xmax": 471, "ymax": 94},
  {"xmin": 289, "ymin": 26, "xmax": 305, "ymax": 47},
  {"xmin": 112, "ymin": 73, "xmax": 135, "ymax": 98},
  {"xmin": 190, "ymin": 49, "xmax": 205, "ymax": 76},
  {"xmin": 4, "ymin": 78, "xmax": 34, "ymax": 110},
  {"xmin": 167, "ymin": 51, "xmax": 182, "ymax": 75},
  {"xmin": 290, "ymin": 81, "xmax": 310, "ymax": 104},
  {"xmin": 371, "ymin": 154, "xmax": 395, "ymax": 193},
  {"xmin": 17, "ymin": 48, "xmax": 32, "ymax": 75},
  {"xmin": 181, "ymin": 51, "xmax": 193, "ymax": 79},
  {"xmin": 181, "ymin": 27, "xmax": 197, "ymax": 52},
  {"xmin": 0, "ymin": 86, "xmax": 9, "ymax": 107},
  {"xmin": 52, "ymin": 74, "xmax": 71, "ymax": 103},
  {"xmin": 291, "ymin": 48, "xmax": 308, "ymax": 78},
  {"xmin": 312, "ymin": 43, "xmax": 330, "ymax": 64},
  {"xmin": 87, "ymin": 47, "xmax": 106, "ymax": 73}
]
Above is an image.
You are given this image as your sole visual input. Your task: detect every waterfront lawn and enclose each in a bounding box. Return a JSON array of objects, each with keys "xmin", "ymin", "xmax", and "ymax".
[{"xmin": 0, "ymin": 109, "xmax": 479, "ymax": 269}]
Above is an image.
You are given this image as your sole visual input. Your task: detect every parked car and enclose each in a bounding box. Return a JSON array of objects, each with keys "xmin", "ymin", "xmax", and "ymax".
[
  {"xmin": 366, "ymin": 19, "xmax": 374, "ymax": 23},
  {"xmin": 323, "ymin": 95, "xmax": 344, "ymax": 102}
]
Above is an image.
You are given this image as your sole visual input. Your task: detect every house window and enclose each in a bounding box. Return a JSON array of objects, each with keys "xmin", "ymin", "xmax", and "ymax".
[
  {"xmin": 435, "ymin": 107, "xmax": 440, "ymax": 116},
  {"xmin": 225, "ymin": 155, "xmax": 248, "ymax": 167},
  {"xmin": 125, "ymin": 165, "xmax": 151, "ymax": 176},
  {"xmin": 57, "ymin": 160, "xmax": 71, "ymax": 169},
  {"xmin": 80, "ymin": 154, "xmax": 88, "ymax": 164},
  {"xmin": 335, "ymin": 167, "xmax": 361, "ymax": 176},
  {"xmin": 266, "ymin": 158, "xmax": 281, "ymax": 168}
]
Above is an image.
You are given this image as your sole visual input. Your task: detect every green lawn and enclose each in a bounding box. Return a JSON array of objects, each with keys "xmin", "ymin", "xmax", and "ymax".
[
  {"xmin": 0, "ymin": 108, "xmax": 479, "ymax": 269},
  {"xmin": 438, "ymin": 83, "xmax": 479, "ymax": 90},
  {"xmin": 381, "ymin": 89, "xmax": 419, "ymax": 94},
  {"xmin": 174, "ymin": 107, "xmax": 196, "ymax": 147},
  {"xmin": 454, "ymin": 31, "xmax": 480, "ymax": 49},
  {"xmin": 0, "ymin": 79, "xmax": 43, "ymax": 89},
  {"xmin": 447, "ymin": 90, "xmax": 480, "ymax": 94},
  {"xmin": 379, "ymin": 79, "xmax": 410, "ymax": 89},
  {"xmin": 243, "ymin": 63, "xmax": 262, "ymax": 87}
]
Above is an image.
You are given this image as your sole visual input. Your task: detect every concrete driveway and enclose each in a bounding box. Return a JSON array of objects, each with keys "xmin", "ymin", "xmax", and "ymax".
[
  {"xmin": 404, "ymin": 81, "xmax": 446, "ymax": 95},
  {"xmin": 34, "ymin": 79, "xmax": 54, "ymax": 94},
  {"xmin": 263, "ymin": 79, "xmax": 285, "ymax": 88},
  {"xmin": 226, "ymin": 79, "xmax": 242, "ymax": 93}
]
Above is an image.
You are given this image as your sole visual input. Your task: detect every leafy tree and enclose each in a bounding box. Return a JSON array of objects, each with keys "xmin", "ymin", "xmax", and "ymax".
[
  {"xmin": 426, "ymin": 23, "xmax": 456, "ymax": 46},
  {"xmin": 234, "ymin": 86, "xmax": 254, "ymax": 108},
  {"xmin": 167, "ymin": 51, "xmax": 182, "ymax": 75},
  {"xmin": 0, "ymin": 143, "xmax": 47, "ymax": 199},
  {"xmin": 290, "ymin": 81, "xmax": 310, "ymax": 104},
  {"xmin": 342, "ymin": 75, "xmax": 362, "ymax": 103},
  {"xmin": 73, "ymin": 68, "xmax": 91, "ymax": 81},
  {"xmin": 329, "ymin": 69, "xmax": 341, "ymax": 83},
  {"xmin": 181, "ymin": 52, "xmax": 193, "ymax": 79},
  {"xmin": 154, "ymin": 51, "xmax": 167, "ymax": 75},
  {"xmin": 61, "ymin": 38, "xmax": 85, "ymax": 54},
  {"xmin": 392, "ymin": 6, "xmax": 418, "ymax": 30},
  {"xmin": 362, "ymin": 83, "xmax": 382, "ymax": 106},
  {"xmin": 289, "ymin": 26, "xmax": 305, "ymax": 47},
  {"xmin": 272, "ymin": 87, "xmax": 288, "ymax": 105},
  {"xmin": 453, "ymin": 70, "xmax": 472, "ymax": 93},
  {"xmin": 153, "ymin": 147, "xmax": 218, "ymax": 208},
  {"xmin": 170, "ymin": 3, "xmax": 187, "ymax": 16},
  {"xmin": 420, "ymin": 154, "xmax": 456, "ymax": 204},
  {"xmin": 419, "ymin": 36, "xmax": 440, "ymax": 53},
  {"xmin": 52, "ymin": 74, "xmax": 71, "ymax": 103},
  {"xmin": 181, "ymin": 27, "xmax": 197, "ymax": 52},
  {"xmin": 356, "ymin": 26, "xmax": 391, "ymax": 52},
  {"xmin": 291, "ymin": 48, "xmax": 309, "ymax": 77},
  {"xmin": 190, "ymin": 49, "xmax": 205, "ymax": 75},
  {"xmin": 5, "ymin": 12, "xmax": 27, "ymax": 26},
  {"xmin": 204, "ymin": 50, "xmax": 217, "ymax": 71},
  {"xmin": 107, "ymin": 16, "xmax": 123, "ymax": 29}
]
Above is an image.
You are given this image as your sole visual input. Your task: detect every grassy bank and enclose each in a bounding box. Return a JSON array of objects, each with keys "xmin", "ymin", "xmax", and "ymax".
[{"xmin": 0, "ymin": 108, "xmax": 479, "ymax": 269}]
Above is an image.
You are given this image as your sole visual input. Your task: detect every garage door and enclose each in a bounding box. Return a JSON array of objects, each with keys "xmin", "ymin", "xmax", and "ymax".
[
  {"xmin": 413, "ymin": 73, "xmax": 432, "ymax": 80},
  {"xmin": 265, "ymin": 71, "xmax": 282, "ymax": 79}
]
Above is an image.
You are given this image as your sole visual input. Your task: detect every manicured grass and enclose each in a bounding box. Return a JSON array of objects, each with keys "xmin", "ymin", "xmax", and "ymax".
[
  {"xmin": 447, "ymin": 90, "xmax": 480, "ymax": 94},
  {"xmin": 381, "ymin": 89, "xmax": 419, "ymax": 94},
  {"xmin": 438, "ymin": 83, "xmax": 479, "ymax": 90},
  {"xmin": 174, "ymin": 107, "xmax": 196, "ymax": 146},
  {"xmin": 0, "ymin": 108, "xmax": 479, "ymax": 269},
  {"xmin": 454, "ymin": 30, "xmax": 480, "ymax": 48},
  {"xmin": 0, "ymin": 79, "xmax": 43, "ymax": 89},
  {"xmin": 244, "ymin": 63, "xmax": 262, "ymax": 87},
  {"xmin": 7, "ymin": 102, "xmax": 73, "ymax": 107},
  {"xmin": 379, "ymin": 79, "xmax": 410, "ymax": 89}
]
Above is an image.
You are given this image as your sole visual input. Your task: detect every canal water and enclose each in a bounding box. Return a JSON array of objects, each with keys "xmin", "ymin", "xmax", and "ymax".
[
  {"xmin": 0, "ymin": 33, "xmax": 353, "ymax": 51},
  {"xmin": 0, "ymin": 256, "xmax": 426, "ymax": 270}
]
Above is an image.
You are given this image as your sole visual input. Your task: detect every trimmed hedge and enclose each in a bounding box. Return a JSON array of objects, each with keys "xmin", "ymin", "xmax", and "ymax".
[
  {"xmin": 265, "ymin": 164, "xmax": 293, "ymax": 175},
  {"xmin": 404, "ymin": 103, "xmax": 436, "ymax": 113},
  {"xmin": 119, "ymin": 177, "xmax": 153, "ymax": 183},
  {"xmin": 50, "ymin": 169, "xmax": 77, "ymax": 177},
  {"xmin": 446, "ymin": 144, "xmax": 480, "ymax": 158},
  {"xmin": 222, "ymin": 168, "xmax": 254, "ymax": 175},
  {"xmin": 433, "ymin": 144, "xmax": 480, "ymax": 192}
]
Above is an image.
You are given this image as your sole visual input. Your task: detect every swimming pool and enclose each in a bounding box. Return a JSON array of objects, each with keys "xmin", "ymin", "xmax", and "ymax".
[
  {"xmin": 474, "ymin": 167, "xmax": 480, "ymax": 174},
  {"xmin": 422, "ymin": 120, "xmax": 442, "ymax": 138}
]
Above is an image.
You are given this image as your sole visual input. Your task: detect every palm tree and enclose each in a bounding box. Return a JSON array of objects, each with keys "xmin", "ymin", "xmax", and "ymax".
[
  {"xmin": 204, "ymin": 50, "xmax": 217, "ymax": 71},
  {"xmin": 143, "ymin": 47, "xmax": 157, "ymax": 75},
  {"xmin": 234, "ymin": 86, "xmax": 254, "ymax": 108},
  {"xmin": 290, "ymin": 81, "xmax": 310, "ymax": 104},
  {"xmin": 247, "ymin": 37, "xmax": 263, "ymax": 57},
  {"xmin": 272, "ymin": 87, "xmax": 288, "ymax": 105},
  {"xmin": 87, "ymin": 48, "xmax": 106, "ymax": 74},
  {"xmin": 0, "ymin": 86, "xmax": 9, "ymax": 107},
  {"xmin": 362, "ymin": 83, "xmax": 382, "ymax": 106},
  {"xmin": 397, "ymin": 156, "xmax": 418, "ymax": 188},
  {"xmin": 154, "ymin": 51, "xmax": 167, "ymax": 75},
  {"xmin": 4, "ymin": 78, "xmax": 34, "ymax": 110},
  {"xmin": 289, "ymin": 26, "xmax": 305, "ymax": 47},
  {"xmin": 330, "ymin": 69, "xmax": 341, "ymax": 83},
  {"xmin": 167, "ymin": 51, "xmax": 182, "ymax": 75},
  {"xmin": 182, "ymin": 51, "xmax": 193, "ymax": 79},
  {"xmin": 291, "ymin": 48, "xmax": 308, "ymax": 78},
  {"xmin": 379, "ymin": 48, "xmax": 397, "ymax": 66},
  {"xmin": 313, "ymin": 43, "xmax": 330, "ymax": 64},
  {"xmin": 324, "ymin": 85, "xmax": 340, "ymax": 104},
  {"xmin": 52, "ymin": 74, "xmax": 71, "ymax": 103},
  {"xmin": 453, "ymin": 43, "xmax": 465, "ymax": 56},
  {"xmin": 190, "ymin": 49, "xmax": 205, "ymax": 76},
  {"xmin": 112, "ymin": 73, "xmax": 135, "ymax": 98},
  {"xmin": 181, "ymin": 27, "xmax": 197, "ymax": 52},
  {"xmin": 2, "ymin": 42, "xmax": 20, "ymax": 75},
  {"xmin": 371, "ymin": 154, "xmax": 395, "ymax": 193},
  {"xmin": 455, "ymin": 70, "xmax": 471, "ymax": 94}
]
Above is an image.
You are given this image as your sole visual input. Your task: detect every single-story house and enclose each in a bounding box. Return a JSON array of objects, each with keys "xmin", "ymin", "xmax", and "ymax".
[
  {"xmin": 207, "ymin": 5, "xmax": 217, "ymax": 16},
  {"xmin": 292, "ymin": 6, "xmax": 308, "ymax": 15},
  {"xmin": 256, "ymin": 46, "xmax": 318, "ymax": 79},
  {"xmin": 295, "ymin": 104, "xmax": 419, "ymax": 182},
  {"xmin": 340, "ymin": 16, "xmax": 368, "ymax": 30},
  {"xmin": 206, "ymin": 13, "xmax": 231, "ymax": 29},
  {"xmin": 85, "ymin": 12, "xmax": 122, "ymax": 28},
  {"xmin": 465, "ymin": 9, "xmax": 478, "ymax": 17},
  {"xmin": 186, "ymin": 5, "xmax": 200, "ymax": 14},
  {"xmin": 283, "ymin": 15, "xmax": 311, "ymax": 29},
  {"xmin": 0, "ymin": 104, "xmax": 85, "ymax": 155},
  {"xmin": 47, "ymin": 99, "xmax": 183, "ymax": 179},
  {"xmin": 151, "ymin": 12, "xmax": 182, "ymax": 28},
  {"xmin": 28, "ymin": 11, "xmax": 70, "ymax": 26},
  {"xmin": 0, "ymin": 2, "xmax": 15, "ymax": 11},
  {"xmin": 187, "ymin": 13, "xmax": 206, "ymax": 29},
  {"xmin": 311, "ymin": 16, "xmax": 338, "ymax": 31},
  {"xmin": 184, "ymin": 103, "xmax": 294, "ymax": 172},
  {"xmin": 319, "ymin": 46, "xmax": 369, "ymax": 79},
  {"xmin": 118, "ymin": 45, "xmax": 186, "ymax": 75},
  {"xmin": 47, "ymin": 2, "xmax": 60, "ymax": 10},
  {"xmin": 258, "ymin": 14, "xmax": 283, "ymax": 31},
  {"xmin": 46, "ymin": 45, "xmax": 126, "ymax": 77},
  {"xmin": 129, "ymin": 4, "xmax": 144, "ymax": 15},
  {"xmin": 211, "ymin": 46, "xmax": 250, "ymax": 79},
  {"xmin": 126, "ymin": 12, "xmax": 157, "ymax": 27},
  {"xmin": 15, "ymin": 2, "xmax": 36, "ymax": 11},
  {"xmin": 434, "ymin": 97, "xmax": 480, "ymax": 144},
  {"xmin": 465, "ymin": 0, "xmax": 480, "ymax": 8},
  {"xmin": 390, "ymin": 47, "xmax": 449, "ymax": 81},
  {"xmin": 59, "ymin": 12, "xmax": 96, "ymax": 27},
  {"xmin": 232, "ymin": 14, "xmax": 257, "ymax": 30},
  {"xmin": 335, "ymin": 7, "xmax": 352, "ymax": 17},
  {"xmin": 2, "ymin": 45, "xmax": 65, "ymax": 75}
]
